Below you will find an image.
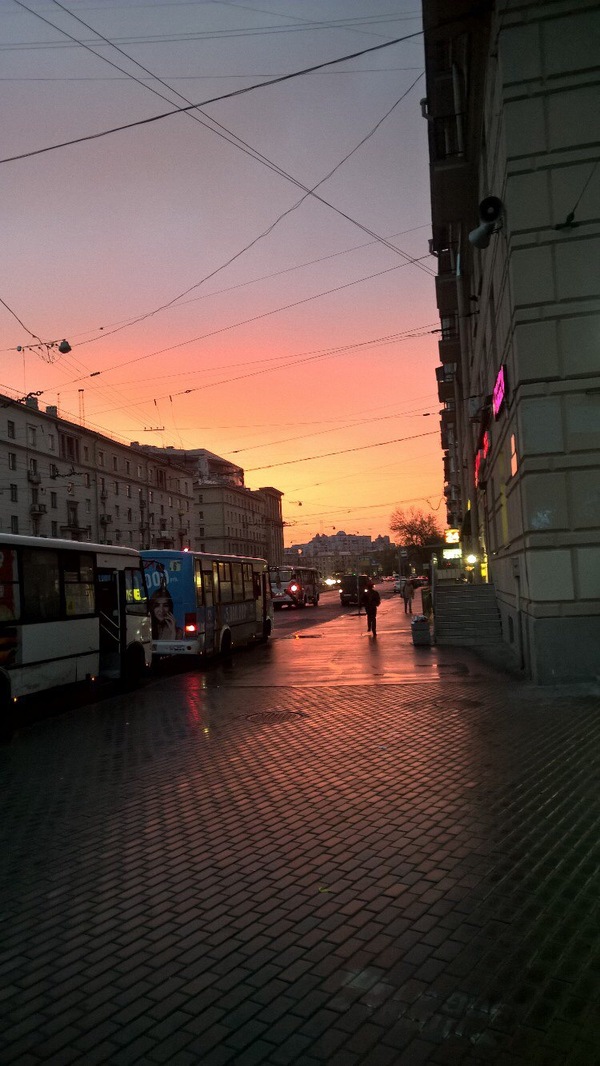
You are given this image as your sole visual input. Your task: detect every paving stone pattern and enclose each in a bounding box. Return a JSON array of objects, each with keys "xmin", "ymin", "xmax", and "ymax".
[{"xmin": 1, "ymin": 663, "xmax": 599, "ymax": 1064}]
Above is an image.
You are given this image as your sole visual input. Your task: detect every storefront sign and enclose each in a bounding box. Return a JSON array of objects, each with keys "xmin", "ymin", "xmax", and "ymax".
[{"xmin": 492, "ymin": 365, "xmax": 507, "ymax": 418}]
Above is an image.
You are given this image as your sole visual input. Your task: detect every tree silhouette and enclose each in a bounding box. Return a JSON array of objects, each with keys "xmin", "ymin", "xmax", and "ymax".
[{"xmin": 390, "ymin": 507, "xmax": 442, "ymax": 546}]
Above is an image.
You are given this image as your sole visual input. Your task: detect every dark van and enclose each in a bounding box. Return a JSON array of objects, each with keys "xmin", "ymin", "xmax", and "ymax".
[{"xmin": 339, "ymin": 574, "xmax": 371, "ymax": 607}]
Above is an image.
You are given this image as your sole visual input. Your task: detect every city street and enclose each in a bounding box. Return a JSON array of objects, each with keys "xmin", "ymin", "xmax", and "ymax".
[{"xmin": 1, "ymin": 592, "xmax": 598, "ymax": 1065}]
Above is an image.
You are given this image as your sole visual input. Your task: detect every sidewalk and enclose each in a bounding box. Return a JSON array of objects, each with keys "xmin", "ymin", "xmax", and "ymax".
[{"xmin": 1, "ymin": 597, "xmax": 598, "ymax": 1065}]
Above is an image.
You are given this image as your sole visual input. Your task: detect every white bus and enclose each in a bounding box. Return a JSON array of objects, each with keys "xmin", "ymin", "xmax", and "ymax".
[
  {"xmin": 141, "ymin": 549, "xmax": 273, "ymax": 659},
  {"xmin": 0, "ymin": 534, "xmax": 152, "ymax": 737},
  {"xmin": 269, "ymin": 565, "xmax": 320, "ymax": 609}
]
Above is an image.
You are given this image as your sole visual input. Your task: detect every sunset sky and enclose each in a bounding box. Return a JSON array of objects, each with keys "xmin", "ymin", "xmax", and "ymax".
[{"xmin": 1, "ymin": 0, "xmax": 443, "ymax": 546}]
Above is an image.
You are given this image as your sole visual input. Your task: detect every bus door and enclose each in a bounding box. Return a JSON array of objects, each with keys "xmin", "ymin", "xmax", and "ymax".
[
  {"xmin": 203, "ymin": 566, "xmax": 217, "ymax": 654},
  {"xmin": 253, "ymin": 569, "xmax": 264, "ymax": 625},
  {"xmin": 96, "ymin": 568, "xmax": 124, "ymax": 676}
]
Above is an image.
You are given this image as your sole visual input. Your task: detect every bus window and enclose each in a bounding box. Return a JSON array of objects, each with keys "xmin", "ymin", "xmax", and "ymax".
[
  {"xmin": 0, "ymin": 549, "xmax": 20, "ymax": 621},
  {"xmin": 194, "ymin": 559, "xmax": 203, "ymax": 606},
  {"xmin": 243, "ymin": 563, "xmax": 253, "ymax": 598},
  {"xmin": 218, "ymin": 561, "xmax": 232, "ymax": 603},
  {"xmin": 203, "ymin": 570, "xmax": 213, "ymax": 606},
  {"xmin": 125, "ymin": 567, "xmax": 148, "ymax": 614},
  {"xmin": 64, "ymin": 552, "xmax": 95, "ymax": 616},
  {"xmin": 232, "ymin": 562, "xmax": 244, "ymax": 602},
  {"xmin": 22, "ymin": 548, "xmax": 61, "ymax": 621}
]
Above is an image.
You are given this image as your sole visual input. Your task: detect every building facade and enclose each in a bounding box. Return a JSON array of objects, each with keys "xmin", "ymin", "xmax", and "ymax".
[
  {"xmin": 423, "ymin": 0, "xmax": 600, "ymax": 681},
  {"xmin": 0, "ymin": 398, "xmax": 284, "ymax": 565},
  {"xmin": 134, "ymin": 447, "xmax": 284, "ymax": 563}
]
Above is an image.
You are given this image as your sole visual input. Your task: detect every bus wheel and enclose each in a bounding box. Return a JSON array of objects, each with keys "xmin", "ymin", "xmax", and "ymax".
[
  {"xmin": 220, "ymin": 630, "xmax": 233, "ymax": 657},
  {"xmin": 120, "ymin": 645, "xmax": 146, "ymax": 691}
]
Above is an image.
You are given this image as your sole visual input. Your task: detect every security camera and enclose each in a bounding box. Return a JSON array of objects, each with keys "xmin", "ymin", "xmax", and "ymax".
[{"xmin": 468, "ymin": 196, "xmax": 504, "ymax": 249}]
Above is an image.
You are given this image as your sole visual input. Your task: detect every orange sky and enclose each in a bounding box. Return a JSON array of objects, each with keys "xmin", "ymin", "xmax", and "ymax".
[{"xmin": 1, "ymin": 1, "xmax": 443, "ymax": 546}]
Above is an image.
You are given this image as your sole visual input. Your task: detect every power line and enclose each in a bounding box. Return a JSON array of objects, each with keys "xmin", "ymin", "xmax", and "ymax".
[
  {"xmin": 0, "ymin": 30, "xmax": 423, "ymax": 164},
  {"xmin": 47, "ymin": 268, "xmax": 438, "ymax": 398},
  {"xmin": 245, "ymin": 430, "xmax": 440, "ymax": 472}
]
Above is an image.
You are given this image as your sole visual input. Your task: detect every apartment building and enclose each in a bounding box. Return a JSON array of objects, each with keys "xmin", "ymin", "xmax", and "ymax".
[
  {"xmin": 132, "ymin": 446, "xmax": 284, "ymax": 563},
  {"xmin": 423, "ymin": 0, "xmax": 600, "ymax": 681},
  {"xmin": 0, "ymin": 397, "xmax": 193, "ymax": 550}
]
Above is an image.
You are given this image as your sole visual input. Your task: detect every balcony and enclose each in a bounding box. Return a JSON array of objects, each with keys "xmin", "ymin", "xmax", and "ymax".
[
  {"xmin": 30, "ymin": 503, "xmax": 47, "ymax": 516},
  {"xmin": 27, "ymin": 470, "xmax": 41, "ymax": 484},
  {"xmin": 435, "ymin": 272, "xmax": 459, "ymax": 315},
  {"xmin": 99, "ymin": 514, "xmax": 112, "ymax": 525},
  {"xmin": 435, "ymin": 365, "xmax": 456, "ymax": 403}
]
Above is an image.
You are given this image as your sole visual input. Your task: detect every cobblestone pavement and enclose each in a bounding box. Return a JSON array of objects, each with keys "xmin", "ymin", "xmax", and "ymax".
[{"xmin": 1, "ymin": 598, "xmax": 599, "ymax": 1065}]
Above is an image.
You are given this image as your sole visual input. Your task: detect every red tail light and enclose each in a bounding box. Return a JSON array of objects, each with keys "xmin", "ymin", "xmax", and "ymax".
[
  {"xmin": 289, "ymin": 583, "xmax": 299, "ymax": 593},
  {"xmin": 184, "ymin": 612, "xmax": 198, "ymax": 634}
]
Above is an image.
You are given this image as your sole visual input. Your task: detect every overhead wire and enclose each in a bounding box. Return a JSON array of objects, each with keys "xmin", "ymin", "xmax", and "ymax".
[
  {"xmin": 0, "ymin": 29, "xmax": 424, "ymax": 164},
  {"xmin": 245, "ymin": 430, "xmax": 440, "ymax": 472},
  {"xmin": 8, "ymin": 0, "xmax": 432, "ymax": 396}
]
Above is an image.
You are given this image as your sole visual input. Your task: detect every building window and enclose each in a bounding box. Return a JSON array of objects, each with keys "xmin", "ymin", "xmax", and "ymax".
[
  {"xmin": 83, "ymin": 446, "xmax": 89, "ymax": 461},
  {"xmin": 60, "ymin": 433, "xmax": 80, "ymax": 463},
  {"xmin": 126, "ymin": 461, "xmax": 130, "ymax": 474},
  {"xmin": 8, "ymin": 452, "xmax": 16, "ymax": 470},
  {"xmin": 149, "ymin": 490, "xmax": 153, "ymax": 502},
  {"xmin": 199, "ymin": 527, "xmax": 204, "ymax": 536},
  {"xmin": 50, "ymin": 462, "xmax": 59, "ymax": 478},
  {"xmin": 8, "ymin": 420, "xmax": 15, "ymax": 439},
  {"xmin": 48, "ymin": 434, "xmax": 55, "ymax": 451},
  {"xmin": 137, "ymin": 465, "xmax": 142, "ymax": 478},
  {"xmin": 115, "ymin": 505, "xmax": 120, "ymax": 517},
  {"xmin": 31, "ymin": 487, "xmax": 38, "ymax": 505},
  {"xmin": 51, "ymin": 521, "xmax": 58, "ymax": 537},
  {"xmin": 29, "ymin": 458, "xmax": 38, "ymax": 474},
  {"xmin": 98, "ymin": 450, "xmax": 104, "ymax": 467},
  {"xmin": 127, "ymin": 509, "xmax": 132, "ymax": 522},
  {"xmin": 10, "ymin": 484, "xmax": 17, "ymax": 502},
  {"xmin": 198, "ymin": 511, "xmax": 204, "ymax": 519},
  {"xmin": 84, "ymin": 473, "xmax": 90, "ymax": 487},
  {"xmin": 11, "ymin": 515, "xmax": 19, "ymax": 533},
  {"xmin": 27, "ymin": 425, "xmax": 37, "ymax": 447},
  {"xmin": 67, "ymin": 501, "xmax": 78, "ymax": 526},
  {"xmin": 51, "ymin": 492, "xmax": 57, "ymax": 508},
  {"xmin": 126, "ymin": 485, "xmax": 131, "ymax": 498},
  {"xmin": 113, "ymin": 456, "xmax": 118, "ymax": 471},
  {"xmin": 510, "ymin": 433, "xmax": 518, "ymax": 478},
  {"xmin": 114, "ymin": 482, "xmax": 119, "ymax": 494},
  {"xmin": 85, "ymin": 499, "xmax": 91, "ymax": 512}
]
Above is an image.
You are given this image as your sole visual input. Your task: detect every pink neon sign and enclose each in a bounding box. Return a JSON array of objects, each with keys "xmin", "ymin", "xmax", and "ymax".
[{"xmin": 492, "ymin": 365, "xmax": 507, "ymax": 418}]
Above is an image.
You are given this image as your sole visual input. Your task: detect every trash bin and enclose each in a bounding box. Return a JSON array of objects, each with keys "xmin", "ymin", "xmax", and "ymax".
[{"xmin": 411, "ymin": 614, "xmax": 431, "ymax": 646}]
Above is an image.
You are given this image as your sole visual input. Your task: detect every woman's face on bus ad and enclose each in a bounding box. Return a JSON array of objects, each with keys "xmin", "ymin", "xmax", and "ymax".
[{"xmin": 151, "ymin": 593, "xmax": 172, "ymax": 621}]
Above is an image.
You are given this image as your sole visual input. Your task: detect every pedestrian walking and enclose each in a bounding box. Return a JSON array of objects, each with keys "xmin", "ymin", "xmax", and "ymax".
[
  {"xmin": 402, "ymin": 579, "xmax": 415, "ymax": 614},
  {"xmin": 362, "ymin": 580, "xmax": 381, "ymax": 638}
]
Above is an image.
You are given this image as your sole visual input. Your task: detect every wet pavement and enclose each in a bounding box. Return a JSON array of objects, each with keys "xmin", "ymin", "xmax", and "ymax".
[{"xmin": 1, "ymin": 593, "xmax": 599, "ymax": 1064}]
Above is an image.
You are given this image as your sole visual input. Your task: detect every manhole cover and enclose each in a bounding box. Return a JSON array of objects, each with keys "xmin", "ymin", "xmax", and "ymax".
[
  {"xmin": 294, "ymin": 634, "xmax": 323, "ymax": 639},
  {"xmin": 245, "ymin": 710, "xmax": 308, "ymax": 723}
]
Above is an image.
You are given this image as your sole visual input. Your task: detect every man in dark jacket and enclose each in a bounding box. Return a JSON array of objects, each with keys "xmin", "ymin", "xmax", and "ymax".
[{"xmin": 362, "ymin": 580, "xmax": 381, "ymax": 638}]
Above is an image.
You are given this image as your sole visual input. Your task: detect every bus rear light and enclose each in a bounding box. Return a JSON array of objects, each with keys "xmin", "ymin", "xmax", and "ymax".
[
  {"xmin": 184, "ymin": 612, "xmax": 198, "ymax": 634},
  {"xmin": 289, "ymin": 583, "xmax": 299, "ymax": 593},
  {"xmin": 185, "ymin": 624, "xmax": 197, "ymax": 634}
]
